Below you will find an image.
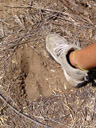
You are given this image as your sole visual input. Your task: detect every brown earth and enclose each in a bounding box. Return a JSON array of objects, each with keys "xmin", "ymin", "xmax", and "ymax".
[
  {"xmin": 17, "ymin": 44, "xmax": 69, "ymax": 101},
  {"xmin": 0, "ymin": 0, "xmax": 96, "ymax": 128}
]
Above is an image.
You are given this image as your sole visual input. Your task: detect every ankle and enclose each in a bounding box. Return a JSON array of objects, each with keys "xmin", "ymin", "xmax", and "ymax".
[{"xmin": 69, "ymin": 50, "xmax": 88, "ymax": 71}]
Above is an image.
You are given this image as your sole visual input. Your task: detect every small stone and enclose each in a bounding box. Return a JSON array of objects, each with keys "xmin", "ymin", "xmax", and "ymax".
[
  {"xmin": 86, "ymin": 115, "xmax": 91, "ymax": 121},
  {"xmin": 50, "ymin": 69, "xmax": 55, "ymax": 72}
]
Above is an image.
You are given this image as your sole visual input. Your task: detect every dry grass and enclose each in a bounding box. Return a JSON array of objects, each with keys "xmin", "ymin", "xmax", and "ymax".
[{"xmin": 0, "ymin": 0, "xmax": 96, "ymax": 128}]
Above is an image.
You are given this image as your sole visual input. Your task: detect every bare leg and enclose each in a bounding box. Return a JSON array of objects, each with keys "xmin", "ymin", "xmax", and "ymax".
[{"xmin": 69, "ymin": 43, "xmax": 96, "ymax": 70}]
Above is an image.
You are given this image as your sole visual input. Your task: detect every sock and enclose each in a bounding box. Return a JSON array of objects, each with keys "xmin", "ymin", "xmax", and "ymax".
[{"xmin": 66, "ymin": 50, "xmax": 76, "ymax": 68}]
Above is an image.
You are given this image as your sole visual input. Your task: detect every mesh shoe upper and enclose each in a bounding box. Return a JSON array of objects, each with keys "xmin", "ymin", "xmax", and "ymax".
[{"xmin": 46, "ymin": 33, "xmax": 88, "ymax": 87}]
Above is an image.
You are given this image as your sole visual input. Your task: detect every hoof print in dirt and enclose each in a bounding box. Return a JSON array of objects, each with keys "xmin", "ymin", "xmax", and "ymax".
[{"xmin": 17, "ymin": 44, "xmax": 66, "ymax": 101}]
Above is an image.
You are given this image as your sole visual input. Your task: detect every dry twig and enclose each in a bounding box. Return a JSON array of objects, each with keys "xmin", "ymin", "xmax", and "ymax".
[{"xmin": 0, "ymin": 94, "xmax": 51, "ymax": 128}]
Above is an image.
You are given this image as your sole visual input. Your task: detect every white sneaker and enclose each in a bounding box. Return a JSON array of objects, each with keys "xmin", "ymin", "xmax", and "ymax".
[{"xmin": 46, "ymin": 33, "xmax": 88, "ymax": 87}]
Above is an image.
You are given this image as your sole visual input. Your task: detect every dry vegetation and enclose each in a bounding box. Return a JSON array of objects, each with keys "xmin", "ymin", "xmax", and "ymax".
[{"xmin": 0, "ymin": 0, "xmax": 96, "ymax": 128}]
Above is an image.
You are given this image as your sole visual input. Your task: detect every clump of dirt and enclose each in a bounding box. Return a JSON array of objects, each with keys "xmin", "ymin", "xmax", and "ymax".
[{"xmin": 17, "ymin": 44, "xmax": 68, "ymax": 101}]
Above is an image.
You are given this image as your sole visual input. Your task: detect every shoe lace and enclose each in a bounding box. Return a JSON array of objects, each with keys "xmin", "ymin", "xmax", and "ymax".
[{"xmin": 53, "ymin": 41, "xmax": 68, "ymax": 57}]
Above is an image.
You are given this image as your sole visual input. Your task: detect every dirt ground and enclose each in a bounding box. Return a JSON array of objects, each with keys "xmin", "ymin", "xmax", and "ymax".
[{"xmin": 0, "ymin": 0, "xmax": 96, "ymax": 128}]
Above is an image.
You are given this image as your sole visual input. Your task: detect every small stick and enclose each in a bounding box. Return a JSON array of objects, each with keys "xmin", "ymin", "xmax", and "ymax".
[
  {"xmin": 0, "ymin": 94, "xmax": 51, "ymax": 128},
  {"xmin": 3, "ymin": 3, "xmax": 69, "ymax": 16}
]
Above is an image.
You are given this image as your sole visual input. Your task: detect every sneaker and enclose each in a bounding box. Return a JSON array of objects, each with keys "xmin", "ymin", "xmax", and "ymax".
[{"xmin": 46, "ymin": 33, "xmax": 88, "ymax": 87}]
